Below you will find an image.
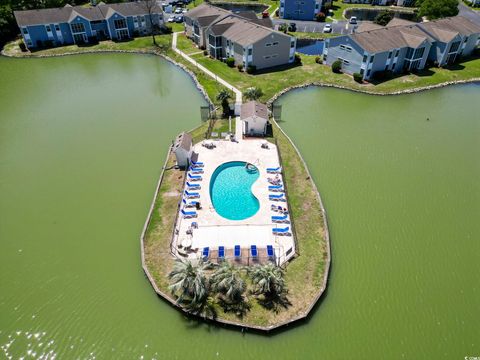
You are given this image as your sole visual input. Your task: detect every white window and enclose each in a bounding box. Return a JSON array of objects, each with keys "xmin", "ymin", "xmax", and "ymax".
[
  {"xmin": 272, "ymin": 42, "xmax": 279, "ymax": 46},
  {"xmin": 22, "ymin": 27, "xmax": 29, "ymax": 35},
  {"xmin": 266, "ymin": 43, "xmax": 271, "ymax": 47},
  {"xmin": 55, "ymin": 24, "xmax": 60, "ymax": 31},
  {"xmin": 46, "ymin": 25, "xmax": 52, "ymax": 32}
]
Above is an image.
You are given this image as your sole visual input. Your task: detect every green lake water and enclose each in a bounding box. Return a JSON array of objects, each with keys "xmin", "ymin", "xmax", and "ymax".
[{"xmin": 0, "ymin": 55, "xmax": 479, "ymax": 359}]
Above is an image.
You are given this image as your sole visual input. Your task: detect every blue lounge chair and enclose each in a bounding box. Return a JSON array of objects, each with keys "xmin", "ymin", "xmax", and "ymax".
[
  {"xmin": 188, "ymin": 173, "xmax": 202, "ymax": 181},
  {"xmin": 186, "ymin": 181, "xmax": 200, "ymax": 189},
  {"xmin": 267, "ymin": 245, "xmax": 275, "ymax": 259},
  {"xmin": 272, "ymin": 226, "xmax": 290, "ymax": 235},
  {"xmin": 234, "ymin": 245, "xmax": 241, "ymax": 260},
  {"xmin": 271, "ymin": 214, "xmax": 289, "ymax": 223},
  {"xmin": 218, "ymin": 246, "xmax": 225, "ymax": 260},
  {"xmin": 250, "ymin": 245, "xmax": 258, "ymax": 259},
  {"xmin": 184, "ymin": 190, "xmax": 200, "ymax": 198},
  {"xmin": 181, "ymin": 209, "xmax": 197, "ymax": 218},
  {"xmin": 202, "ymin": 247, "xmax": 209, "ymax": 259},
  {"xmin": 269, "ymin": 185, "xmax": 284, "ymax": 192},
  {"xmin": 191, "ymin": 160, "xmax": 204, "ymax": 167},
  {"xmin": 182, "ymin": 198, "xmax": 198, "ymax": 208},
  {"xmin": 267, "ymin": 166, "xmax": 281, "ymax": 174},
  {"xmin": 190, "ymin": 167, "xmax": 204, "ymax": 174},
  {"xmin": 269, "ymin": 193, "xmax": 285, "ymax": 201}
]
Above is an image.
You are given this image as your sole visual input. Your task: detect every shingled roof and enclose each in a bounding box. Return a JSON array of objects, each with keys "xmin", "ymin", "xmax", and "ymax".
[
  {"xmin": 241, "ymin": 101, "xmax": 268, "ymax": 121},
  {"xmin": 350, "ymin": 16, "xmax": 480, "ymax": 53},
  {"xmin": 14, "ymin": 1, "xmax": 161, "ymax": 27}
]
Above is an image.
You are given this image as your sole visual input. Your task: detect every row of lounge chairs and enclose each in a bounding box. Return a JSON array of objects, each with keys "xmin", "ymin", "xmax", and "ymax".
[
  {"xmin": 181, "ymin": 161, "xmax": 205, "ymax": 218},
  {"xmin": 202, "ymin": 245, "xmax": 275, "ymax": 261},
  {"xmin": 267, "ymin": 166, "xmax": 291, "ymax": 235}
]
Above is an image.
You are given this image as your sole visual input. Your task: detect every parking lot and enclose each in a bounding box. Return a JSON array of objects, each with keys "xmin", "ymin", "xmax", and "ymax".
[{"xmin": 272, "ymin": 18, "xmax": 360, "ymax": 35}]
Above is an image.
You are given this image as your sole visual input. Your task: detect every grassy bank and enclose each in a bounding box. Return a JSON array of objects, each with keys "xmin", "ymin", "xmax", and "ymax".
[
  {"xmin": 186, "ymin": 44, "xmax": 480, "ymax": 101},
  {"xmin": 143, "ymin": 120, "xmax": 329, "ymax": 328},
  {"xmin": 4, "ymin": 33, "xmax": 480, "ymax": 104},
  {"xmin": 329, "ymin": 0, "xmax": 416, "ymax": 20}
]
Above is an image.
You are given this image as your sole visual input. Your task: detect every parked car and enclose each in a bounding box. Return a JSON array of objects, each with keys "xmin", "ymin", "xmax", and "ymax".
[
  {"xmin": 174, "ymin": 15, "xmax": 184, "ymax": 23},
  {"xmin": 167, "ymin": 16, "xmax": 175, "ymax": 22},
  {"xmin": 288, "ymin": 22, "xmax": 296, "ymax": 32},
  {"xmin": 174, "ymin": 7, "xmax": 183, "ymax": 14},
  {"xmin": 349, "ymin": 16, "xmax": 357, "ymax": 24},
  {"xmin": 323, "ymin": 23, "xmax": 332, "ymax": 33}
]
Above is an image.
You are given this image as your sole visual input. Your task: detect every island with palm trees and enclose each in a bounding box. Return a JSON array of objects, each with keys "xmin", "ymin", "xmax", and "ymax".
[{"xmin": 141, "ymin": 119, "xmax": 330, "ymax": 331}]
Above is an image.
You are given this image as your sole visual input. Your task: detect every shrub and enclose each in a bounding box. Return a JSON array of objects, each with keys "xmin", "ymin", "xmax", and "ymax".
[
  {"xmin": 243, "ymin": 87, "xmax": 264, "ymax": 100},
  {"xmin": 294, "ymin": 53, "xmax": 302, "ymax": 65},
  {"xmin": 315, "ymin": 56, "xmax": 322, "ymax": 64},
  {"xmin": 374, "ymin": 11, "xmax": 394, "ymax": 26},
  {"xmin": 19, "ymin": 42, "xmax": 27, "ymax": 52},
  {"xmin": 43, "ymin": 40, "xmax": 53, "ymax": 48},
  {"xmin": 237, "ymin": 64, "xmax": 244, "ymax": 72},
  {"xmin": 199, "ymin": 45, "xmax": 206, "ymax": 50},
  {"xmin": 331, "ymin": 60, "xmax": 342, "ymax": 73},
  {"xmin": 36, "ymin": 40, "xmax": 43, "ymax": 48},
  {"xmin": 203, "ymin": 50, "xmax": 208, "ymax": 56},
  {"xmin": 315, "ymin": 12, "xmax": 326, "ymax": 22},
  {"xmin": 246, "ymin": 65, "xmax": 256, "ymax": 74},
  {"xmin": 353, "ymin": 72, "xmax": 363, "ymax": 83},
  {"xmin": 279, "ymin": 24, "xmax": 288, "ymax": 33},
  {"xmin": 226, "ymin": 57, "xmax": 235, "ymax": 67}
]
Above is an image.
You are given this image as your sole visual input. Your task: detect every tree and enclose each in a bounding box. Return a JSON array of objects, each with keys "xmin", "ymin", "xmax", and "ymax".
[
  {"xmin": 415, "ymin": 0, "xmax": 459, "ymax": 20},
  {"xmin": 248, "ymin": 263, "xmax": 289, "ymax": 311},
  {"xmin": 168, "ymin": 258, "xmax": 212, "ymax": 313},
  {"xmin": 374, "ymin": 11, "xmax": 394, "ymax": 26},
  {"xmin": 243, "ymin": 87, "xmax": 264, "ymax": 101},
  {"xmin": 216, "ymin": 89, "xmax": 231, "ymax": 117},
  {"xmin": 141, "ymin": 0, "xmax": 159, "ymax": 45},
  {"xmin": 210, "ymin": 262, "xmax": 246, "ymax": 304}
]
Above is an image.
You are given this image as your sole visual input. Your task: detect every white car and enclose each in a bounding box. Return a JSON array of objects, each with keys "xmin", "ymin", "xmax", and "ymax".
[
  {"xmin": 323, "ymin": 24, "xmax": 332, "ymax": 33},
  {"xmin": 174, "ymin": 7, "xmax": 183, "ymax": 14},
  {"xmin": 349, "ymin": 16, "xmax": 358, "ymax": 24}
]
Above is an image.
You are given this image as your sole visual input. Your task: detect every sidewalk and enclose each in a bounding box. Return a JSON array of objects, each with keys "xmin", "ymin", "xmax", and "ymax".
[{"xmin": 172, "ymin": 32, "xmax": 243, "ymax": 108}]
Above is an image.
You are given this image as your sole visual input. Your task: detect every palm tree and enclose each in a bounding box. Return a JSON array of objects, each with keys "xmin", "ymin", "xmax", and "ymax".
[
  {"xmin": 243, "ymin": 87, "xmax": 264, "ymax": 101},
  {"xmin": 210, "ymin": 262, "xmax": 246, "ymax": 303},
  {"xmin": 249, "ymin": 263, "xmax": 286, "ymax": 299},
  {"xmin": 168, "ymin": 258, "xmax": 212, "ymax": 310},
  {"xmin": 216, "ymin": 89, "xmax": 231, "ymax": 117}
]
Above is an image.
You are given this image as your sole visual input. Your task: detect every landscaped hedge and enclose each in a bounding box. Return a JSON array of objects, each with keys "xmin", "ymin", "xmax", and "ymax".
[
  {"xmin": 226, "ymin": 57, "xmax": 235, "ymax": 67},
  {"xmin": 332, "ymin": 60, "xmax": 342, "ymax": 73}
]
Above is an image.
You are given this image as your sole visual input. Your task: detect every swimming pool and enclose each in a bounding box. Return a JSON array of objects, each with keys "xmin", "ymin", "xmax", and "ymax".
[{"xmin": 209, "ymin": 161, "xmax": 260, "ymax": 220}]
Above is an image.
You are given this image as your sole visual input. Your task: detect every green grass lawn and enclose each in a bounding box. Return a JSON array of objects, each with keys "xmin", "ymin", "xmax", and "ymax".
[
  {"xmin": 290, "ymin": 31, "xmax": 339, "ymax": 39},
  {"xmin": 176, "ymin": 33, "xmax": 202, "ymax": 55},
  {"xmin": 186, "ymin": 50, "xmax": 480, "ymax": 102}
]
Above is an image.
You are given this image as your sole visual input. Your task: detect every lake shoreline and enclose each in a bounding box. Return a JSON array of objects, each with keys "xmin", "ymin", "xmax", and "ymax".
[{"xmin": 2, "ymin": 45, "xmax": 480, "ymax": 105}]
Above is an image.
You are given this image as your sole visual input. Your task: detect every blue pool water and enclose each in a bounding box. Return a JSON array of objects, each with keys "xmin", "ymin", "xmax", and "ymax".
[{"xmin": 209, "ymin": 161, "xmax": 260, "ymax": 220}]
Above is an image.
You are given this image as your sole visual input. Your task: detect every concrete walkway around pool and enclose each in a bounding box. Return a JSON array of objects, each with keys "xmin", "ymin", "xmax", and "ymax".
[{"xmin": 173, "ymin": 138, "xmax": 296, "ymax": 265}]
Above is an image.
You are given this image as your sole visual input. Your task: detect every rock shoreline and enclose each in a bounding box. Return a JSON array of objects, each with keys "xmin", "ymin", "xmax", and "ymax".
[
  {"xmin": 2, "ymin": 45, "xmax": 479, "ymax": 106},
  {"xmin": 266, "ymin": 78, "xmax": 480, "ymax": 106}
]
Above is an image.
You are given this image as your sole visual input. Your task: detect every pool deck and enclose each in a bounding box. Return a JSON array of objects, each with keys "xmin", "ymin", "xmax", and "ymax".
[{"xmin": 173, "ymin": 138, "xmax": 296, "ymax": 265}]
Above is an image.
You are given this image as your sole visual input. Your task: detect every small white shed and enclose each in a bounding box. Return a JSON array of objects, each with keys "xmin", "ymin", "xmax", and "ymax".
[
  {"xmin": 241, "ymin": 101, "xmax": 269, "ymax": 137},
  {"xmin": 173, "ymin": 132, "xmax": 192, "ymax": 168}
]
